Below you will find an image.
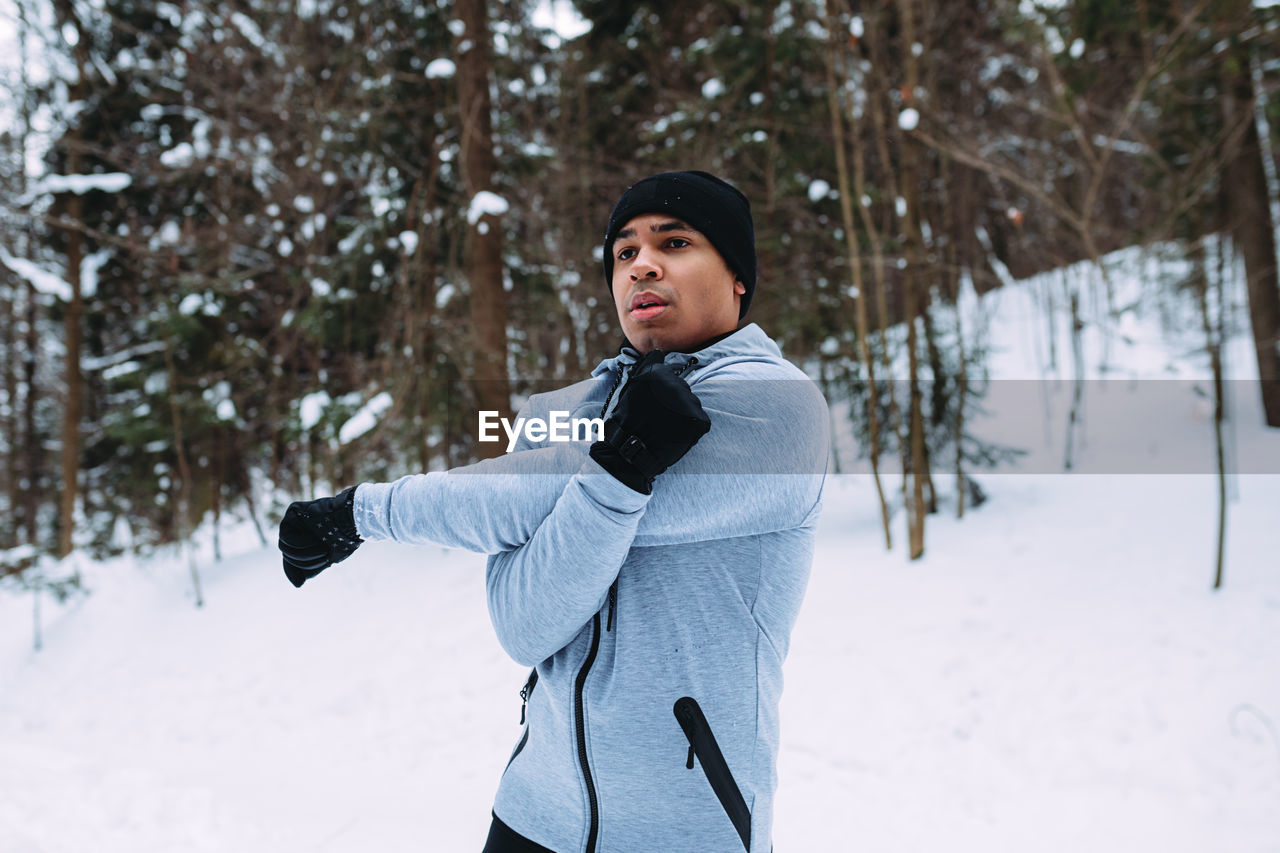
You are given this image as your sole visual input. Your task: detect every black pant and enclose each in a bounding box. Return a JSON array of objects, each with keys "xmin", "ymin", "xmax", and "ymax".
[{"xmin": 482, "ymin": 813, "xmax": 555, "ymax": 853}]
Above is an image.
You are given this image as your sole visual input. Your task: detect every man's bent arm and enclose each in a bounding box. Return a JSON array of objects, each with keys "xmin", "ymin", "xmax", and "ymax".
[{"xmin": 483, "ymin": 468, "xmax": 646, "ymax": 665}]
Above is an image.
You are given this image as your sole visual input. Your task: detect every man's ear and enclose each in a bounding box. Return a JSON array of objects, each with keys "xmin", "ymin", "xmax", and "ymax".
[{"xmin": 733, "ymin": 279, "xmax": 746, "ymax": 296}]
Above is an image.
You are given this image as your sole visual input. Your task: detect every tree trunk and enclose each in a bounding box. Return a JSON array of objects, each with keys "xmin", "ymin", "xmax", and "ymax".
[
  {"xmin": 1064, "ymin": 288, "xmax": 1085, "ymax": 471},
  {"xmin": 1218, "ymin": 23, "xmax": 1280, "ymax": 427},
  {"xmin": 165, "ymin": 340, "xmax": 203, "ymax": 607},
  {"xmin": 456, "ymin": 0, "xmax": 512, "ymax": 458},
  {"xmin": 863, "ymin": 4, "xmax": 908, "ymax": 550},
  {"xmin": 897, "ymin": 0, "xmax": 928, "ymax": 559},
  {"xmin": 22, "ymin": 282, "xmax": 39, "ymax": 545},
  {"xmin": 1192, "ymin": 240, "xmax": 1228, "ymax": 589},
  {"xmin": 56, "ymin": 2, "xmax": 87, "ymax": 558},
  {"xmin": 2, "ymin": 268, "xmax": 17, "ymax": 550},
  {"xmin": 57, "ymin": 160, "xmax": 84, "ymax": 559},
  {"xmin": 826, "ymin": 4, "xmax": 892, "ymax": 550}
]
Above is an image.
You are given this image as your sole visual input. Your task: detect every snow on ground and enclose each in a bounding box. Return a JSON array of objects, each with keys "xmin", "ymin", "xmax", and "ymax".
[
  {"xmin": 2, "ymin": 472, "xmax": 1278, "ymax": 852},
  {"xmin": 3, "ymin": 252, "xmax": 1280, "ymax": 851}
]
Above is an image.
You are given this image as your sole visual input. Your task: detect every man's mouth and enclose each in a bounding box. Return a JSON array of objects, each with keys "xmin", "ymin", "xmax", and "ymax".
[{"xmin": 629, "ymin": 292, "xmax": 668, "ymax": 320}]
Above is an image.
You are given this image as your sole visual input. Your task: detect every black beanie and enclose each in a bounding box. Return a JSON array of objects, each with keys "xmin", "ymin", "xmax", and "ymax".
[{"xmin": 603, "ymin": 170, "xmax": 757, "ymax": 319}]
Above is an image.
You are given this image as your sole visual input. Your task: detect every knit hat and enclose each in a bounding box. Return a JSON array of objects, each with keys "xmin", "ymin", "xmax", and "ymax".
[{"xmin": 602, "ymin": 170, "xmax": 757, "ymax": 319}]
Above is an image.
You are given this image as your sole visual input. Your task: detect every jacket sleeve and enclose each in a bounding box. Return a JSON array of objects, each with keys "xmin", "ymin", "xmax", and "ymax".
[
  {"xmin": 351, "ymin": 367, "xmax": 829, "ymax": 553},
  {"xmin": 483, "ymin": 468, "xmax": 648, "ymax": 665}
]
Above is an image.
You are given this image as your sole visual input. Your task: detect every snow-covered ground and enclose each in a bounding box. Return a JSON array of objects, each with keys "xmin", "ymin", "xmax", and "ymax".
[{"xmin": 3, "ymin": 253, "xmax": 1279, "ymax": 851}]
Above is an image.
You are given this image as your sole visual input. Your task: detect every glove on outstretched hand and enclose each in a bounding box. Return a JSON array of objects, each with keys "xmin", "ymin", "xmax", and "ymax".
[
  {"xmin": 278, "ymin": 486, "xmax": 362, "ymax": 588},
  {"xmin": 590, "ymin": 350, "xmax": 712, "ymax": 494}
]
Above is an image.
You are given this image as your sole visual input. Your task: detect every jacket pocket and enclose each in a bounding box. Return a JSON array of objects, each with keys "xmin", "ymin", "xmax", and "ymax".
[
  {"xmin": 673, "ymin": 696, "xmax": 751, "ymax": 851},
  {"xmin": 505, "ymin": 669, "xmax": 539, "ymax": 772}
]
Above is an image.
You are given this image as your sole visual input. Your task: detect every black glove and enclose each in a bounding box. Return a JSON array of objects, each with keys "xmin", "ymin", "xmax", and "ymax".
[
  {"xmin": 278, "ymin": 486, "xmax": 362, "ymax": 588},
  {"xmin": 590, "ymin": 350, "xmax": 712, "ymax": 494}
]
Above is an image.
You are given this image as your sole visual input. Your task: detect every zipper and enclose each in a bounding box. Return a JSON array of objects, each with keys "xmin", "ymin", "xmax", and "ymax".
[
  {"xmin": 675, "ymin": 355, "xmax": 699, "ymax": 377},
  {"xmin": 573, "ymin": 353, "xmax": 696, "ymax": 844},
  {"xmin": 519, "ymin": 668, "xmax": 538, "ymax": 725},
  {"xmin": 599, "ymin": 360, "xmax": 634, "ymax": 639},
  {"xmin": 575, "ymin": 613, "xmax": 603, "ymax": 852},
  {"xmin": 673, "ymin": 696, "xmax": 752, "ymax": 851},
  {"xmin": 505, "ymin": 669, "xmax": 539, "ymax": 772}
]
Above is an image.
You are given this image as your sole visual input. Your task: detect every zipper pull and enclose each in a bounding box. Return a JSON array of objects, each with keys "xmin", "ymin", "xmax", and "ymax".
[
  {"xmin": 519, "ymin": 669, "xmax": 537, "ymax": 724},
  {"xmin": 606, "ymin": 580, "xmax": 617, "ymax": 632},
  {"xmin": 686, "ymin": 744, "xmax": 696, "ymax": 770}
]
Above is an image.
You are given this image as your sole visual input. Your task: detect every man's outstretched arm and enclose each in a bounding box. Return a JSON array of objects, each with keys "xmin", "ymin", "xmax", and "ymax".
[{"xmin": 278, "ymin": 360, "xmax": 827, "ymax": 586}]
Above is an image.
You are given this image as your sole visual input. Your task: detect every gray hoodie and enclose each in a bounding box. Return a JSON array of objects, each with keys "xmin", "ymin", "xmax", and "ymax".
[{"xmin": 353, "ymin": 324, "xmax": 829, "ymax": 852}]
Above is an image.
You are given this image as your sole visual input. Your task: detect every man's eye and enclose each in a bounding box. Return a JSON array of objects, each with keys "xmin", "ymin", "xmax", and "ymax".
[
  {"xmin": 667, "ymin": 238, "xmax": 690, "ymax": 249},
  {"xmin": 617, "ymin": 247, "xmax": 636, "ymax": 260}
]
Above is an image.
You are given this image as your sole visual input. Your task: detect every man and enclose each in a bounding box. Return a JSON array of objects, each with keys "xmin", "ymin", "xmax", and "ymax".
[{"xmin": 278, "ymin": 171, "xmax": 829, "ymax": 852}]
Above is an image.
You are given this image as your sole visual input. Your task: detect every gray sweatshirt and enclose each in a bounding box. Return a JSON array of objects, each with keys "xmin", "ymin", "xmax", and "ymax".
[{"xmin": 353, "ymin": 324, "xmax": 829, "ymax": 852}]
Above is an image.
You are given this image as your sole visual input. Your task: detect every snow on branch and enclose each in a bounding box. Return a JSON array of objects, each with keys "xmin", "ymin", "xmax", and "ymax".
[
  {"xmin": 0, "ymin": 249, "xmax": 73, "ymax": 302},
  {"xmin": 30, "ymin": 172, "xmax": 133, "ymax": 197},
  {"xmin": 466, "ymin": 191, "xmax": 509, "ymax": 225},
  {"xmin": 339, "ymin": 392, "xmax": 393, "ymax": 444},
  {"xmin": 15, "ymin": 174, "xmax": 133, "ymax": 206}
]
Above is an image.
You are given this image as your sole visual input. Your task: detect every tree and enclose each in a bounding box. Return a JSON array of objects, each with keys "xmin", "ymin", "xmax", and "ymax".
[
  {"xmin": 1215, "ymin": 0, "xmax": 1280, "ymax": 428},
  {"xmin": 457, "ymin": 0, "xmax": 513, "ymax": 457}
]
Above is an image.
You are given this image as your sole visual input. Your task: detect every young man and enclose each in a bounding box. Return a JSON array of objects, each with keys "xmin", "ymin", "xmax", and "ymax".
[{"xmin": 278, "ymin": 171, "xmax": 830, "ymax": 852}]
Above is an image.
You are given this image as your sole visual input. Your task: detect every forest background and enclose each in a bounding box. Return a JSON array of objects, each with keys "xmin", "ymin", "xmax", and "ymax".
[{"xmin": 1, "ymin": 0, "xmax": 1279, "ymax": 596}]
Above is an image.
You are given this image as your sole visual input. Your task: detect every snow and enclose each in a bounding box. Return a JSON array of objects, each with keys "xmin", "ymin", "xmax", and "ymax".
[
  {"xmin": 425, "ymin": 58, "xmax": 456, "ymax": 79},
  {"xmin": 299, "ymin": 391, "xmax": 332, "ymax": 431},
  {"xmin": 532, "ymin": 0, "xmax": 593, "ymax": 39},
  {"xmin": 898, "ymin": 107, "xmax": 920, "ymax": 131},
  {"xmin": 3, "ymin": 249, "xmax": 1280, "ymax": 852},
  {"xmin": 84, "ymin": 342, "xmax": 167, "ymax": 372},
  {"xmin": 399, "ymin": 231, "xmax": 420, "ymax": 255},
  {"xmin": 0, "ymin": 543, "xmax": 38, "ymax": 564},
  {"xmin": 178, "ymin": 293, "xmax": 204, "ymax": 316},
  {"xmin": 338, "ymin": 392, "xmax": 393, "ymax": 444},
  {"xmin": 160, "ymin": 142, "xmax": 196, "ymax": 169},
  {"xmin": 1092, "ymin": 134, "xmax": 1148, "ymax": 155},
  {"xmin": 157, "ymin": 221, "xmax": 182, "ymax": 246},
  {"xmin": 101, "ymin": 360, "xmax": 141, "ymax": 381},
  {"xmin": 229, "ymin": 12, "xmax": 267, "ymax": 50},
  {"xmin": 807, "ymin": 179, "xmax": 831, "ymax": 203},
  {"xmin": 701, "ymin": 78, "xmax": 725, "ymax": 99},
  {"xmin": 467, "ymin": 191, "xmax": 510, "ymax": 225},
  {"xmin": 30, "ymin": 172, "xmax": 132, "ymax": 196},
  {"xmin": 435, "ymin": 283, "xmax": 457, "ymax": 308},
  {"xmin": 81, "ymin": 250, "xmax": 110, "ymax": 299},
  {"xmin": 0, "ymin": 249, "xmax": 73, "ymax": 301},
  {"xmin": 1, "ymin": 469, "xmax": 1277, "ymax": 851}
]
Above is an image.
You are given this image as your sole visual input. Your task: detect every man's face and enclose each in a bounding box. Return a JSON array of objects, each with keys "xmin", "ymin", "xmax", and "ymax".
[{"xmin": 609, "ymin": 214, "xmax": 745, "ymax": 354}]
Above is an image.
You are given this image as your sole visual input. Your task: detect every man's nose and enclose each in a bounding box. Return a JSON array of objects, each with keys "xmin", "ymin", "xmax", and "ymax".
[{"xmin": 629, "ymin": 247, "xmax": 663, "ymax": 280}]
